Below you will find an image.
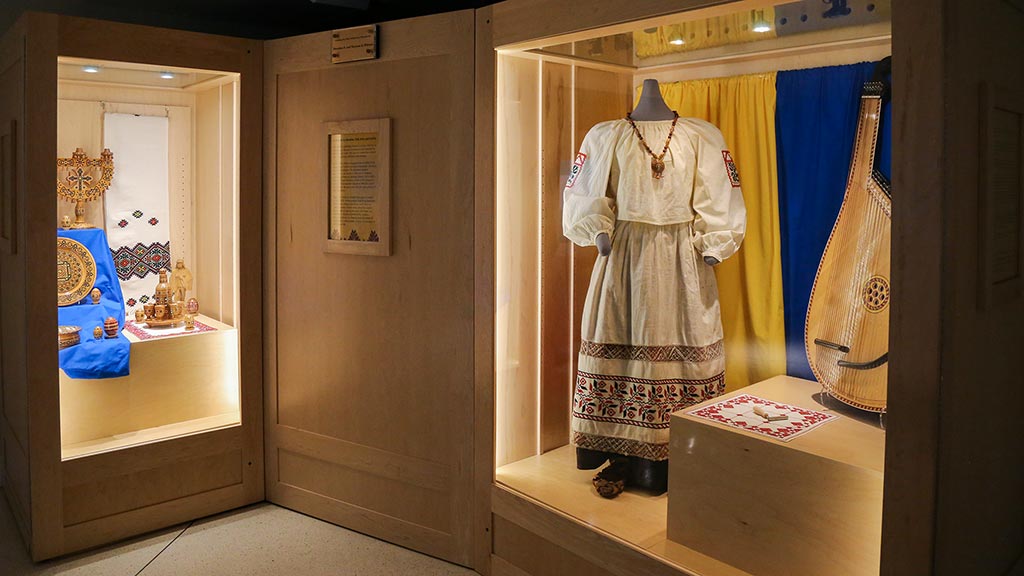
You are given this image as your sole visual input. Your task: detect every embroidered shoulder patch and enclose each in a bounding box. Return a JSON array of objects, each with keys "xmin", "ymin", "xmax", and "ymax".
[
  {"xmin": 722, "ymin": 150, "xmax": 741, "ymax": 187},
  {"xmin": 565, "ymin": 152, "xmax": 587, "ymax": 188}
]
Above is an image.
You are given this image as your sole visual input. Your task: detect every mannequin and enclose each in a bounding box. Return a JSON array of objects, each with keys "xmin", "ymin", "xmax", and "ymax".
[
  {"xmin": 596, "ymin": 79, "xmax": 721, "ymax": 266},
  {"xmin": 567, "ymin": 77, "xmax": 746, "ymax": 499}
]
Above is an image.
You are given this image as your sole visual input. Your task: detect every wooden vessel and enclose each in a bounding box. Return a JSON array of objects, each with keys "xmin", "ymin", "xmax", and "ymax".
[
  {"xmin": 804, "ymin": 80, "xmax": 891, "ymax": 413},
  {"xmin": 140, "ymin": 268, "xmax": 187, "ymax": 328},
  {"xmin": 57, "ymin": 325, "xmax": 81, "ymax": 349}
]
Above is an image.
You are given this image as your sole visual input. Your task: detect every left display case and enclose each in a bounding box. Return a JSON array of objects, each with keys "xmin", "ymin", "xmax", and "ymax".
[{"xmin": 0, "ymin": 13, "xmax": 263, "ymax": 560}]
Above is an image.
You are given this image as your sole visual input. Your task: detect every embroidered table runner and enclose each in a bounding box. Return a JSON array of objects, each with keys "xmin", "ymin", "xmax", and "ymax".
[
  {"xmin": 123, "ymin": 319, "xmax": 217, "ymax": 341},
  {"xmin": 686, "ymin": 393, "xmax": 837, "ymax": 442},
  {"xmin": 103, "ymin": 113, "xmax": 172, "ymax": 315}
]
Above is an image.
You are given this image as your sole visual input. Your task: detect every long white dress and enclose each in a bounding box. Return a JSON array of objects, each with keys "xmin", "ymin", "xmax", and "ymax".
[{"xmin": 563, "ymin": 118, "xmax": 746, "ymax": 461}]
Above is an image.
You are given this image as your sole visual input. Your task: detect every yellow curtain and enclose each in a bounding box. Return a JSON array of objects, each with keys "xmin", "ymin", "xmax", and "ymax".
[{"xmin": 637, "ymin": 73, "xmax": 786, "ymax": 390}]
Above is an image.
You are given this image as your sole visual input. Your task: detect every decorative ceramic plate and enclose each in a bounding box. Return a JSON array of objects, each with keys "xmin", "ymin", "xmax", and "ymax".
[{"xmin": 57, "ymin": 237, "xmax": 97, "ymax": 306}]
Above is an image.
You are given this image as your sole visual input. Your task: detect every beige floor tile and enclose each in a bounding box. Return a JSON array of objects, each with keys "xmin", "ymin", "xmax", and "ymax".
[
  {"xmin": 0, "ymin": 492, "xmax": 185, "ymax": 576},
  {"xmin": 140, "ymin": 503, "xmax": 475, "ymax": 576}
]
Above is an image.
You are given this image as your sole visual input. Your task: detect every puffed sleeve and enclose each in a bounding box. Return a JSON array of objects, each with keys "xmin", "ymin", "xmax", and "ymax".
[
  {"xmin": 562, "ymin": 122, "xmax": 617, "ymax": 247},
  {"xmin": 689, "ymin": 120, "xmax": 747, "ymax": 262}
]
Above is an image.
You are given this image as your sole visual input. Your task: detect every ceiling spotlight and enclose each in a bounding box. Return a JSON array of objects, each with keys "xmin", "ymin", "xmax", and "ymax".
[
  {"xmin": 159, "ymin": 72, "xmax": 176, "ymax": 80},
  {"xmin": 82, "ymin": 65, "xmax": 100, "ymax": 74}
]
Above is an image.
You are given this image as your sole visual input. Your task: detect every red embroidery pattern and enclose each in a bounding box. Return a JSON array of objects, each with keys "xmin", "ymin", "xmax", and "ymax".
[
  {"xmin": 573, "ymin": 370, "xmax": 725, "ymax": 430},
  {"xmin": 688, "ymin": 394, "xmax": 837, "ymax": 441},
  {"xmin": 580, "ymin": 339, "xmax": 724, "ymax": 363},
  {"xmin": 722, "ymin": 150, "xmax": 741, "ymax": 187},
  {"xmin": 123, "ymin": 319, "xmax": 217, "ymax": 341},
  {"xmin": 565, "ymin": 152, "xmax": 587, "ymax": 188}
]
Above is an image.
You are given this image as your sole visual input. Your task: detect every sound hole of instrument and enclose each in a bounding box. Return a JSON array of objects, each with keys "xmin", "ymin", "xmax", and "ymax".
[{"xmin": 862, "ymin": 275, "xmax": 890, "ymax": 313}]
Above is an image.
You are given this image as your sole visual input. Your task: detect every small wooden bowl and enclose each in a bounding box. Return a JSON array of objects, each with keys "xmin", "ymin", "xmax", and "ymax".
[{"xmin": 58, "ymin": 325, "xmax": 81, "ymax": 349}]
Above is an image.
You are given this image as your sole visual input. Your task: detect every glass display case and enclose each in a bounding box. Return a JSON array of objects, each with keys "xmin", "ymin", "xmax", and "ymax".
[
  {"xmin": 493, "ymin": 1, "xmax": 892, "ymax": 573},
  {"xmin": 56, "ymin": 57, "xmax": 242, "ymax": 460}
]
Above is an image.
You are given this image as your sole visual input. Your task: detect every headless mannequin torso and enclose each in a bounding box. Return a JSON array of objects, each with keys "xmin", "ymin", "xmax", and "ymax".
[{"xmin": 597, "ymin": 79, "xmax": 720, "ymax": 266}]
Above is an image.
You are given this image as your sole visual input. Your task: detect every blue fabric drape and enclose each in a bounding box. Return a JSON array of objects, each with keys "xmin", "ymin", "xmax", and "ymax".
[
  {"xmin": 776, "ymin": 61, "xmax": 891, "ymax": 380},
  {"xmin": 58, "ymin": 228, "xmax": 131, "ymax": 379}
]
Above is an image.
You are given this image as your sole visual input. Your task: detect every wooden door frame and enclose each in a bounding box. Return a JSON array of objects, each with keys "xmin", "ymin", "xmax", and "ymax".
[
  {"xmin": 11, "ymin": 12, "xmax": 264, "ymax": 560},
  {"xmin": 473, "ymin": 0, "xmax": 945, "ymax": 574}
]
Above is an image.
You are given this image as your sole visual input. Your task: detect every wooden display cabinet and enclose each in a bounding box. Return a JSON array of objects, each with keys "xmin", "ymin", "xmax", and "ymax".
[
  {"xmin": 477, "ymin": 1, "xmax": 1024, "ymax": 576},
  {"xmin": 0, "ymin": 0, "xmax": 1018, "ymax": 573},
  {"xmin": 487, "ymin": 1, "xmax": 892, "ymax": 573},
  {"xmin": 0, "ymin": 14, "xmax": 263, "ymax": 560}
]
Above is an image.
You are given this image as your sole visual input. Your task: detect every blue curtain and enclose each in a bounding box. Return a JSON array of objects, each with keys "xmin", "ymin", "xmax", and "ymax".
[{"xmin": 776, "ymin": 61, "xmax": 891, "ymax": 380}]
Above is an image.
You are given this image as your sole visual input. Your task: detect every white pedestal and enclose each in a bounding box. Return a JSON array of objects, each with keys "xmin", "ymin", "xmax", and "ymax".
[
  {"xmin": 60, "ymin": 314, "xmax": 239, "ymax": 459},
  {"xmin": 667, "ymin": 375, "xmax": 884, "ymax": 576}
]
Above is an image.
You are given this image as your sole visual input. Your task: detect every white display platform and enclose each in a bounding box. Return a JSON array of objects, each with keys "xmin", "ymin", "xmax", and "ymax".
[
  {"xmin": 668, "ymin": 375, "xmax": 884, "ymax": 576},
  {"xmin": 60, "ymin": 314, "xmax": 240, "ymax": 459}
]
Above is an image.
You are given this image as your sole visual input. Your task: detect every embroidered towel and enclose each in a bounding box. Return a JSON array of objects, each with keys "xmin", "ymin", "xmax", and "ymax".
[{"xmin": 103, "ymin": 113, "xmax": 172, "ymax": 315}]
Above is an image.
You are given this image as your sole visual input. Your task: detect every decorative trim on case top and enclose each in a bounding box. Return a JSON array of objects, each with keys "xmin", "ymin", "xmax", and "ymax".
[
  {"xmin": 580, "ymin": 339, "xmax": 724, "ymax": 363},
  {"xmin": 572, "ymin": 431, "xmax": 670, "ymax": 461}
]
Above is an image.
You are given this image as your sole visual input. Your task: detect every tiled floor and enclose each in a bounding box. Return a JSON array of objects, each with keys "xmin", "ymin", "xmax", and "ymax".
[{"xmin": 0, "ymin": 496, "xmax": 476, "ymax": 575}]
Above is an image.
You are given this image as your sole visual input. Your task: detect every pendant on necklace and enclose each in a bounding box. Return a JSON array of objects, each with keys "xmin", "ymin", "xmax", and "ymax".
[{"xmin": 651, "ymin": 157, "xmax": 666, "ymax": 179}]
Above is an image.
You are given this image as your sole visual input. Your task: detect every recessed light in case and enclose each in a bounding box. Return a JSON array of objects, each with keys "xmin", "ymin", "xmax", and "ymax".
[
  {"xmin": 82, "ymin": 65, "xmax": 100, "ymax": 74},
  {"xmin": 159, "ymin": 72, "xmax": 175, "ymax": 80},
  {"xmin": 667, "ymin": 26, "xmax": 685, "ymax": 46},
  {"xmin": 752, "ymin": 9, "xmax": 772, "ymax": 33}
]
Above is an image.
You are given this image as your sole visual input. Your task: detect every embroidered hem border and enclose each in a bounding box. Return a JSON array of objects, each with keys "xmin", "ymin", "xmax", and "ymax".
[
  {"xmin": 580, "ymin": 339, "xmax": 724, "ymax": 363},
  {"xmin": 573, "ymin": 370, "xmax": 726, "ymax": 429},
  {"xmin": 572, "ymin": 431, "xmax": 669, "ymax": 461}
]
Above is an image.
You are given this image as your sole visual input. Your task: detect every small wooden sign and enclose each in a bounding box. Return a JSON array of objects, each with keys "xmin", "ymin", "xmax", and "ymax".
[{"xmin": 331, "ymin": 25, "xmax": 378, "ymax": 64}]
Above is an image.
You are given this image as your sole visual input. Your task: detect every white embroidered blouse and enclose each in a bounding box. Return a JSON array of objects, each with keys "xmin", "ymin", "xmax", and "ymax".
[{"xmin": 562, "ymin": 118, "xmax": 747, "ymax": 262}]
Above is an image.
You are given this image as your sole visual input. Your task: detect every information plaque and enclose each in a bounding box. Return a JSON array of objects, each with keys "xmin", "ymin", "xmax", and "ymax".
[{"xmin": 325, "ymin": 118, "xmax": 391, "ymax": 256}]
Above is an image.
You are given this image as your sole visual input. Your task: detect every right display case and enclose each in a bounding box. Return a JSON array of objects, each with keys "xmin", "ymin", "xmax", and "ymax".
[{"xmin": 492, "ymin": 1, "xmax": 892, "ymax": 574}]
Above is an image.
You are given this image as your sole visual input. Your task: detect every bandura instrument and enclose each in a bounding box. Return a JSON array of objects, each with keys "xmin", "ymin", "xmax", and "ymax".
[{"xmin": 805, "ymin": 79, "xmax": 891, "ymax": 413}]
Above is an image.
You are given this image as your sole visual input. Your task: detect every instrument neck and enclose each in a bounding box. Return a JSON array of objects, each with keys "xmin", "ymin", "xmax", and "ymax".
[{"xmin": 848, "ymin": 85, "xmax": 884, "ymax": 186}]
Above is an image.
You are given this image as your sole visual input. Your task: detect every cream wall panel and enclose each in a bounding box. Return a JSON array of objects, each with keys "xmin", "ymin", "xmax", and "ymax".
[
  {"xmin": 195, "ymin": 81, "xmax": 239, "ymax": 325},
  {"xmin": 496, "ymin": 53, "xmax": 541, "ymax": 467},
  {"xmin": 265, "ymin": 9, "xmax": 476, "ymax": 566}
]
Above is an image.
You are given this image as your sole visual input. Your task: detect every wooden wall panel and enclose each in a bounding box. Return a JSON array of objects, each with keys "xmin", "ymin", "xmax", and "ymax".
[
  {"xmin": 25, "ymin": 12, "xmax": 61, "ymax": 560},
  {"xmin": 195, "ymin": 81, "xmax": 239, "ymax": 325},
  {"xmin": 539, "ymin": 61, "xmax": 573, "ymax": 453},
  {"xmin": 473, "ymin": 7, "xmax": 497, "ymax": 572},
  {"xmin": 493, "ymin": 515, "xmax": 617, "ymax": 576},
  {"xmin": 266, "ymin": 10, "xmax": 476, "ymax": 567},
  {"xmin": 928, "ymin": 1, "xmax": 1024, "ymax": 574},
  {"xmin": 62, "ymin": 449, "xmax": 242, "ymax": 526},
  {"xmin": 0, "ymin": 18, "xmax": 28, "ymax": 534},
  {"xmin": 496, "ymin": 53, "xmax": 541, "ymax": 466}
]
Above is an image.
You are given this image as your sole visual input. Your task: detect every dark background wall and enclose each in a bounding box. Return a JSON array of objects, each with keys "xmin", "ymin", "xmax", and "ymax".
[{"xmin": 0, "ymin": 0, "xmax": 492, "ymax": 39}]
